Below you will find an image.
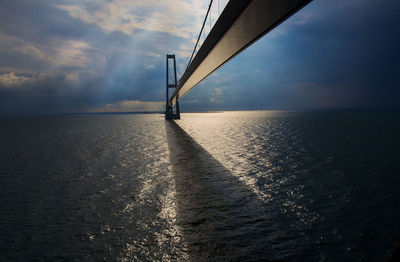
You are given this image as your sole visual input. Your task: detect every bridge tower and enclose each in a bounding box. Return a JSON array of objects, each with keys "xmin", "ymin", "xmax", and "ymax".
[{"xmin": 165, "ymin": 54, "xmax": 180, "ymax": 120}]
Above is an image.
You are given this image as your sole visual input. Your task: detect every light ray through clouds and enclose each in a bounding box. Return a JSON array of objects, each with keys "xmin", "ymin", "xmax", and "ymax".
[
  {"xmin": 0, "ymin": 0, "xmax": 399, "ymax": 114},
  {"xmin": 0, "ymin": 0, "xmax": 219, "ymax": 113},
  {"xmin": 55, "ymin": 0, "xmax": 208, "ymax": 38}
]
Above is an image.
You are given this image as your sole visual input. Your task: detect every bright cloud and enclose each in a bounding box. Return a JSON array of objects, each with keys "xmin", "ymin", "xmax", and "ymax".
[
  {"xmin": 0, "ymin": 72, "xmax": 32, "ymax": 87},
  {"xmin": 64, "ymin": 72, "xmax": 79, "ymax": 81},
  {"xmin": 53, "ymin": 40, "xmax": 93, "ymax": 67},
  {"xmin": 2, "ymin": 31, "xmax": 97, "ymax": 70},
  {"xmin": 16, "ymin": 44, "xmax": 48, "ymax": 61},
  {"xmin": 90, "ymin": 100, "xmax": 164, "ymax": 112},
  {"xmin": 55, "ymin": 0, "xmax": 212, "ymax": 38}
]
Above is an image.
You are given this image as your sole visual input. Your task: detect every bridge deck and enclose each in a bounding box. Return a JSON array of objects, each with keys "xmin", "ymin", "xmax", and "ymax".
[{"xmin": 169, "ymin": 0, "xmax": 312, "ymax": 107}]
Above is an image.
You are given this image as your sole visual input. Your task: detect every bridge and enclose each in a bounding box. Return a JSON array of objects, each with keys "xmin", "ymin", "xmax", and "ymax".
[{"xmin": 165, "ymin": 0, "xmax": 312, "ymax": 120}]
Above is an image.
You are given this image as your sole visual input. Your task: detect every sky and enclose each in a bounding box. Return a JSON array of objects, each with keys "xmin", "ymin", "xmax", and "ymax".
[{"xmin": 0, "ymin": 0, "xmax": 399, "ymax": 114}]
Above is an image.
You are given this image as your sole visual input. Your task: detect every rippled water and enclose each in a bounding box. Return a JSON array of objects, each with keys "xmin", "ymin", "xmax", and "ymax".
[{"xmin": 0, "ymin": 111, "xmax": 399, "ymax": 261}]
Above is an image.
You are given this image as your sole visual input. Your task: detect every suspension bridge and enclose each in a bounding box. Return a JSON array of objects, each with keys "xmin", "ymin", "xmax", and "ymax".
[{"xmin": 165, "ymin": 0, "xmax": 312, "ymax": 119}]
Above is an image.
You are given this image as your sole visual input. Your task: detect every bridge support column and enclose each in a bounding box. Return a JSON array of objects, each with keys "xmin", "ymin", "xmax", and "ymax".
[{"xmin": 165, "ymin": 54, "xmax": 180, "ymax": 120}]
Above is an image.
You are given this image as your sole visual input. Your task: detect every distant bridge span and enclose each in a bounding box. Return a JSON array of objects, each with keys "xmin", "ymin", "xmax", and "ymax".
[{"xmin": 166, "ymin": 0, "xmax": 312, "ymax": 119}]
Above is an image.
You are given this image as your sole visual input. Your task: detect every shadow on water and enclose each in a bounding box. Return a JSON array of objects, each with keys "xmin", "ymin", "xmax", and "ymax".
[{"xmin": 165, "ymin": 120, "xmax": 284, "ymax": 261}]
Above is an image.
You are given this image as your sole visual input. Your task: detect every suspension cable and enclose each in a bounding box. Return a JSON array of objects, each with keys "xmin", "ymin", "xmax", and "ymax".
[
  {"xmin": 186, "ymin": 0, "xmax": 214, "ymax": 72},
  {"xmin": 209, "ymin": 4, "xmax": 212, "ymax": 31},
  {"xmin": 176, "ymin": 62, "xmax": 183, "ymax": 82}
]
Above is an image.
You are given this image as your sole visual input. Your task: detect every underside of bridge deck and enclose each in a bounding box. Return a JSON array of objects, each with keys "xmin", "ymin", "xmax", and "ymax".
[{"xmin": 168, "ymin": 0, "xmax": 312, "ymax": 108}]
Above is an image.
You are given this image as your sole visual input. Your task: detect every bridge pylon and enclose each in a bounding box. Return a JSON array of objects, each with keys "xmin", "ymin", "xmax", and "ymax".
[{"xmin": 165, "ymin": 54, "xmax": 180, "ymax": 120}]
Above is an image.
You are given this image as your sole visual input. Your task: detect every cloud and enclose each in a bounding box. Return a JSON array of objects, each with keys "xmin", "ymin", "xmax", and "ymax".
[
  {"xmin": 16, "ymin": 44, "xmax": 48, "ymax": 61},
  {"xmin": 55, "ymin": 0, "xmax": 214, "ymax": 38},
  {"xmin": 0, "ymin": 0, "xmax": 232, "ymax": 114},
  {"xmin": 213, "ymin": 88, "xmax": 223, "ymax": 95},
  {"xmin": 1, "ymin": 30, "xmax": 98, "ymax": 71},
  {"xmin": 0, "ymin": 71, "xmax": 75, "ymax": 90},
  {"xmin": 0, "ymin": 0, "xmax": 399, "ymax": 114},
  {"xmin": 90, "ymin": 100, "xmax": 164, "ymax": 112},
  {"xmin": 52, "ymin": 40, "xmax": 93, "ymax": 67},
  {"xmin": 147, "ymin": 52, "xmax": 161, "ymax": 58},
  {"xmin": 0, "ymin": 72, "xmax": 32, "ymax": 87},
  {"xmin": 64, "ymin": 72, "xmax": 79, "ymax": 81},
  {"xmin": 144, "ymin": 64, "xmax": 156, "ymax": 70}
]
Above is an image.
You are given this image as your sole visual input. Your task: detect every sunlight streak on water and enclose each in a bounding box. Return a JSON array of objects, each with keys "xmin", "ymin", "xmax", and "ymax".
[
  {"xmin": 176, "ymin": 112, "xmax": 275, "ymax": 201},
  {"xmin": 176, "ymin": 111, "xmax": 310, "ymax": 213},
  {"xmin": 177, "ymin": 111, "xmax": 319, "ymax": 233},
  {"xmin": 175, "ymin": 110, "xmax": 400, "ymax": 261},
  {"xmin": 117, "ymin": 116, "xmax": 187, "ymax": 261}
]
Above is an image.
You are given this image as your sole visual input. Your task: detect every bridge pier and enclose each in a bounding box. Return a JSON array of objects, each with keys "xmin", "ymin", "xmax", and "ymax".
[{"xmin": 165, "ymin": 54, "xmax": 180, "ymax": 120}]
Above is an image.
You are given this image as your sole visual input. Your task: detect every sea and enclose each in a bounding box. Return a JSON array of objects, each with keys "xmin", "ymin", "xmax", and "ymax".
[{"xmin": 0, "ymin": 110, "xmax": 399, "ymax": 261}]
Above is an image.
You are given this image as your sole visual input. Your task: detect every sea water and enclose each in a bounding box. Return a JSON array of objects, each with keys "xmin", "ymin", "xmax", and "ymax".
[{"xmin": 0, "ymin": 110, "xmax": 399, "ymax": 261}]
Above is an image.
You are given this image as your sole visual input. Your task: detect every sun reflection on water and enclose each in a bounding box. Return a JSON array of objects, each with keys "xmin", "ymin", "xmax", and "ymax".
[
  {"xmin": 120, "ymin": 117, "xmax": 188, "ymax": 261},
  {"xmin": 176, "ymin": 111, "xmax": 278, "ymax": 202},
  {"xmin": 176, "ymin": 111, "xmax": 320, "ymax": 230}
]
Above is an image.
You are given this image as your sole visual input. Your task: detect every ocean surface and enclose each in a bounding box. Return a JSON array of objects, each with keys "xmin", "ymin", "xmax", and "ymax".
[{"xmin": 0, "ymin": 110, "xmax": 399, "ymax": 261}]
